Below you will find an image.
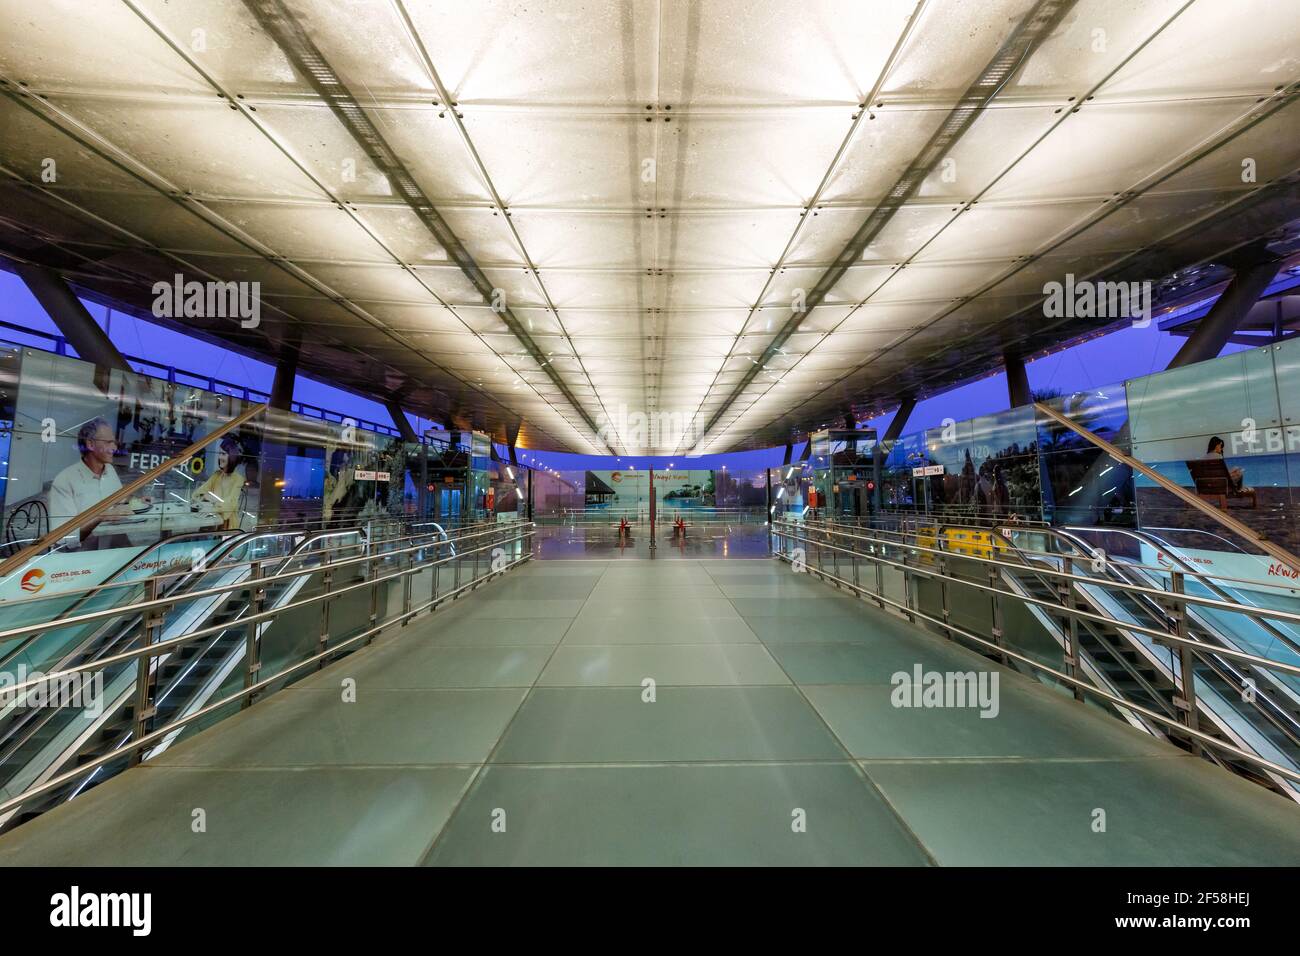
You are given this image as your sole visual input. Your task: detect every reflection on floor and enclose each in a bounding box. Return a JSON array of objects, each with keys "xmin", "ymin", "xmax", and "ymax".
[
  {"xmin": 532, "ymin": 522, "xmax": 771, "ymax": 558},
  {"xmin": 2, "ymin": 558, "xmax": 1299, "ymax": 865}
]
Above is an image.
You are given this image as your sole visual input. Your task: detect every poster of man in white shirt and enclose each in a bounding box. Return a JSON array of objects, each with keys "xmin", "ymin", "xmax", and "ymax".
[{"xmin": 46, "ymin": 417, "xmax": 139, "ymax": 546}]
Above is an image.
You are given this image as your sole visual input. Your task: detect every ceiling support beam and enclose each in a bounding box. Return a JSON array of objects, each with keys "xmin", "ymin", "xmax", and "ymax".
[
  {"xmin": 874, "ymin": 396, "xmax": 916, "ymax": 510},
  {"xmin": 1166, "ymin": 249, "xmax": 1282, "ymax": 370},
  {"xmin": 881, "ymin": 397, "xmax": 917, "ymax": 445},
  {"xmin": 504, "ymin": 420, "xmax": 521, "ymax": 466},
  {"xmin": 1004, "ymin": 350, "xmax": 1032, "ymax": 408},
  {"xmin": 692, "ymin": 0, "xmax": 1078, "ymax": 450},
  {"xmin": 386, "ymin": 400, "xmax": 419, "ymax": 443},
  {"xmin": 268, "ymin": 344, "xmax": 298, "ymax": 412},
  {"xmin": 14, "ymin": 262, "xmax": 129, "ymax": 373}
]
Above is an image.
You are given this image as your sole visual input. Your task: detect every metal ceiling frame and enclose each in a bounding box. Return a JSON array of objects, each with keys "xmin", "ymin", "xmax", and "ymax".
[
  {"xmin": 72, "ymin": 0, "xmax": 613, "ymax": 450},
  {"xmin": 386, "ymin": 0, "xmax": 625, "ymax": 452},
  {"xmin": 0, "ymin": 87, "xmax": 566, "ymax": 442},
  {"xmin": 240, "ymin": 0, "xmax": 616, "ymax": 453},
  {"xmin": 681, "ymin": 0, "xmax": 1079, "ymax": 453},
  {"xmin": 739, "ymin": 77, "xmax": 1300, "ymax": 447}
]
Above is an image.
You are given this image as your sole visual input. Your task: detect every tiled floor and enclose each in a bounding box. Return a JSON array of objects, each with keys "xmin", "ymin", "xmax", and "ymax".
[{"xmin": 2, "ymin": 557, "xmax": 1299, "ymax": 866}]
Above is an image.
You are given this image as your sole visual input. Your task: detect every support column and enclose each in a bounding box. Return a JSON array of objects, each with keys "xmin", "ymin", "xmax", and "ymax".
[
  {"xmin": 385, "ymin": 399, "xmax": 418, "ymax": 443},
  {"xmin": 874, "ymin": 396, "xmax": 916, "ymax": 511},
  {"xmin": 1166, "ymin": 254, "xmax": 1281, "ymax": 369},
  {"xmin": 881, "ymin": 398, "xmax": 917, "ymax": 445},
  {"xmin": 782, "ymin": 440, "xmax": 793, "ymax": 466},
  {"xmin": 15, "ymin": 263, "xmax": 130, "ymax": 373},
  {"xmin": 505, "ymin": 421, "xmax": 520, "ymax": 466},
  {"xmin": 1004, "ymin": 350, "xmax": 1032, "ymax": 408}
]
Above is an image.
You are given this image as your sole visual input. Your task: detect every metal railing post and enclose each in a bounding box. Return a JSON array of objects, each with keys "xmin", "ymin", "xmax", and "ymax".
[
  {"xmin": 939, "ymin": 553, "xmax": 952, "ymax": 640},
  {"xmin": 366, "ymin": 554, "xmax": 379, "ymax": 645},
  {"xmin": 902, "ymin": 549, "xmax": 915, "ymax": 624},
  {"xmin": 454, "ymin": 535, "xmax": 462, "ymax": 594},
  {"xmin": 1060, "ymin": 556, "xmax": 1083, "ymax": 702},
  {"xmin": 432, "ymin": 540, "xmax": 441, "ymax": 606},
  {"xmin": 1170, "ymin": 570, "xmax": 1200, "ymax": 746},
  {"xmin": 129, "ymin": 577, "xmax": 165, "ymax": 766},
  {"xmin": 317, "ymin": 552, "xmax": 332, "ymax": 668},
  {"xmin": 874, "ymin": 546, "xmax": 885, "ymax": 609},
  {"xmin": 400, "ymin": 546, "xmax": 413, "ymax": 625},
  {"xmin": 989, "ymin": 561, "xmax": 1008, "ymax": 666},
  {"xmin": 243, "ymin": 561, "xmax": 264, "ymax": 708}
]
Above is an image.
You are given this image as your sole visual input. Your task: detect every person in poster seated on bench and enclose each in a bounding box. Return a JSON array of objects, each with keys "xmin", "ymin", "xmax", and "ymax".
[
  {"xmin": 47, "ymin": 417, "xmax": 149, "ymax": 546},
  {"xmin": 191, "ymin": 435, "xmax": 248, "ymax": 531},
  {"xmin": 1205, "ymin": 436, "xmax": 1251, "ymax": 493}
]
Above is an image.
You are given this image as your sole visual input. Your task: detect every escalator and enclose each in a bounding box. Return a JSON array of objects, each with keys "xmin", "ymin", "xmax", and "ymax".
[
  {"xmin": 980, "ymin": 523, "xmax": 1300, "ymax": 799},
  {"xmin": 0, "ymin": 523, "xmax": 421, "ymax": 829}
]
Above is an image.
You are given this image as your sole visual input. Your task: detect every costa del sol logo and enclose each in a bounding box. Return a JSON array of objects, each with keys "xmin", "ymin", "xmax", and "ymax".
[{"xmin": 21, "ymin": 568, "xmax": 45, "ymax": 593}]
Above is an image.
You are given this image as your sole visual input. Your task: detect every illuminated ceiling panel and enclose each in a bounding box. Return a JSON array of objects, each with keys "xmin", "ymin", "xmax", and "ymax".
[{"xmin": 0, "ymin": 0, "xmax": 1295, "ymax": 454}]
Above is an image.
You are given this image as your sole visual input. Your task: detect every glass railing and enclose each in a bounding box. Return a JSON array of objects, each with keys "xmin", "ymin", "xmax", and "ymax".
[
  {"xmin": 0, "ymin": 519, "xmax": 534, "ymax": 831},
  {"xmin": 772, "ymin": 516, "xmax": 1300, "ymax": 801}
]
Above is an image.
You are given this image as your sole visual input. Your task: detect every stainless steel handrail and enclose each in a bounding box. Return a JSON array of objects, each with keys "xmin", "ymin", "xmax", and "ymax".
[
  {"xmin": 0, "ymin": 520, "xmax": 536, "ymax": 821},
  {"xmin": 0, "ymin": 515, "xmax": 489, "ymax": 609},
  {"xmin": 771, "ymin": 519, "xmax": 1300, "ymax": 788},
  {"xmin": 786, "ymin": 518, "xmax": 1300, "ymax": 629},
  {"xmin": 772, "ymin": 520, "xmax": 1300, "ymax": 676},
  {"xmin": 0, "ymin": 522, "xmax": 512, "ymax": 646},
  {"xmin": 0, "ymin": 524, "xmax": 533, "ymax": 695}
]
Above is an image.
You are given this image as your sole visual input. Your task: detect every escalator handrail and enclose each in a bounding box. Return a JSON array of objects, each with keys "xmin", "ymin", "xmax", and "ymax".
[
  {"xmin": 1059, "ymin": 525, "xmax": 1300, "ymax": 661},
  {"xmin": 914, "ymin": 521, "xmax": 1300, "ymax": 768},
  {"xmin": 0, "ymin": 528, "xmax": 371, "ymax": 779},
  {"xmin": 0, "ymin": 529, "xmax": 245, "ymax": 675},
  {"xmin": 985, "ymin": 533, "xmax": 1181, "ymax": 727}
]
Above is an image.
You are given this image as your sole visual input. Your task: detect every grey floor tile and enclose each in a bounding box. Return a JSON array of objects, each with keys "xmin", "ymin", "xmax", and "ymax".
[
  {"xmin": 538, "ymin": 644, "xmax": 789, "ymax": 686},
  {"xmin": 746, "ymin": 616, "xmax": 889, "ymax": 644},
  {"xmin": 802, "ymin": 680, "xmax": 1175, "ymax": 760},
  {"xmin": 424, "ymin": 763, "xmax": 929, "ymax": 866},
  {"xmin": 861, "ymin": 757, "xmax": 1300, "ymax": 866},
  {"xmin": 492, "ymin": 686, "xmax": 847, "ymax": 763},
  {"xmin": 769, "ymin": 636, "xmax": 992, "ymax": 685},
  {"xmin": 0, "ymin": 766, "xmax": 474, "ymax": 866},
  {"xmin": 156, "ymin": 687, "xmax": 528, "ymax": 767},
  {"xmin": 562, "ymin": 615, "xmax": 760, "ymax": 645},
  {"xmin": 450, "ymin": 598, "xmax": 586, "ymax": 619},
  {"xmin": 386, "ymin": 616, "xmax": 573, "ymax": 647},
  {"xmin": 510, "ymin": 562, "xmax": 609, "ymax": 577},
  {"xmin": 589, "ymin": 582, "xmax": 725, "ymax": 599},
  {"xmin": 714, "ymin": 581, "xmax": 841, "ymax": 600},
  {"xmin": 736, "ymin": 597, "xmax": 868, "ymax": 619},
  {"xmin": 347, "ymin": 643, "xmax": 556, "ymax": 688},
  {"xmin": 573, "ymin": 596, "xmax": 742, "ymax": 622},
  {"xmin": 477, "ymin": 578, "xmax": 600, "ymax": 600},
  {"xmin": 698, "ymin": 560, "xmax": 780, "ymax": 574}
]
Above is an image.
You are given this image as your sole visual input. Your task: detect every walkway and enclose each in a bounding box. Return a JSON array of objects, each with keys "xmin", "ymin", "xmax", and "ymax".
[{"xmin": 2, "ymin": 558, "xmax": 1298, "ymax": 865}]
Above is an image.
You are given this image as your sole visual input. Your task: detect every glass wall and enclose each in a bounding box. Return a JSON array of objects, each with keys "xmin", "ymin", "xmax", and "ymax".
[
  {"xmin": 0, "ymin": 347, "xmax": 451, "ymax": 601},
  {"xmin": 864, "ymin": 335, "xmax": 1300, "ymax": 590}
]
